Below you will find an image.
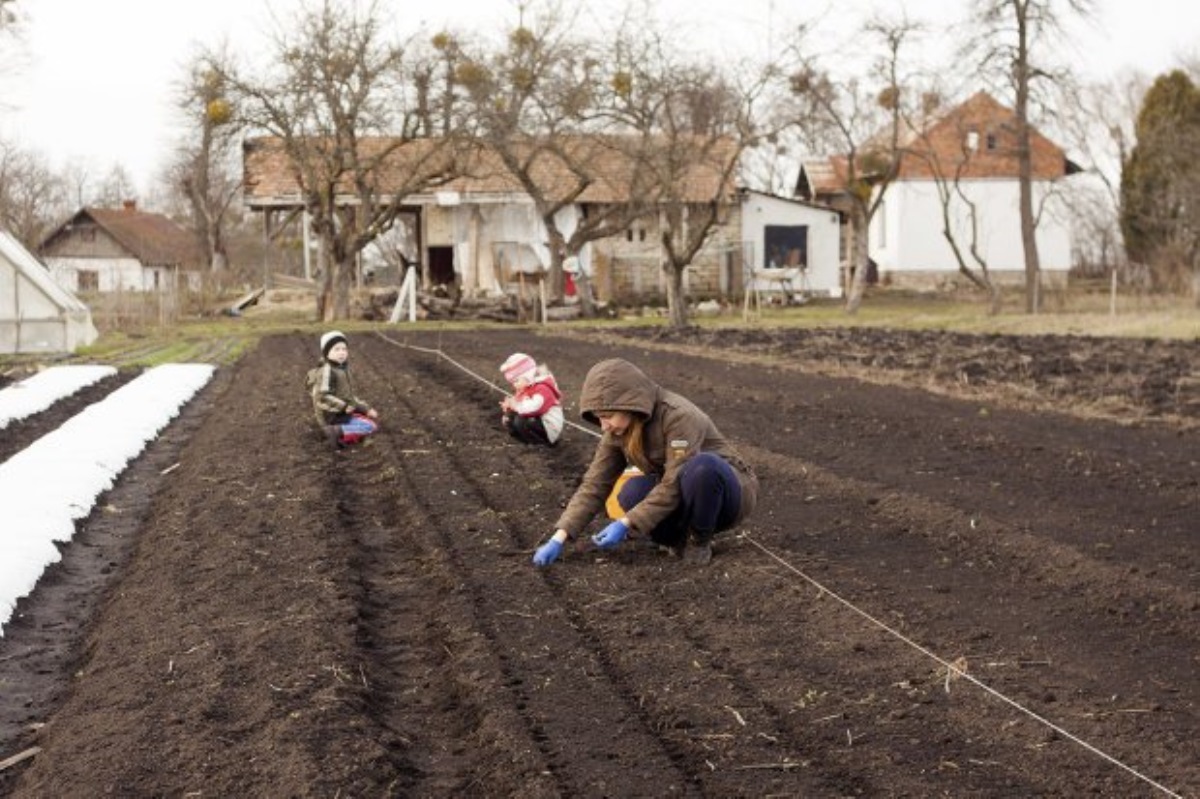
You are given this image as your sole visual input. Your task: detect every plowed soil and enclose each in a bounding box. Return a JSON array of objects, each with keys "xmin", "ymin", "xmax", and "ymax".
[{"xmin": 1, "ymin": 327, "xmax": 1196, "ymax": 798}]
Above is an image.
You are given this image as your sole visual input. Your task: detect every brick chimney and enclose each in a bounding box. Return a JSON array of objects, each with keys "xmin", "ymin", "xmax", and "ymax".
[{"xmin": 122, "ymin": 199, "xmax": 137, "ymax": 212}]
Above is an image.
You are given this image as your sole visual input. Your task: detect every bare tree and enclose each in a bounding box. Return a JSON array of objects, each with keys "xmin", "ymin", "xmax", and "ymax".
[
  {"xmin": 1053, "ymin": 73, "xmax": 1146, "ymax": 278},
  {"xmin": 901, "ymin": 94, "xmax": 1003, "ymax": 310},
  {"xmin": 0, "ymin": 140, "xmax": 68, "ymax": 248},
  {"xmin": 172, "ymin": 45, "xmax": 244, "ymax": 274},
  {"xmin": 59, "ymin": 161, "xmax": 97, "ymax": 210},
  {"xmin": 781, "ymin": 16, "xmax": 919, "ymax": 313},
  {"xmin": 454, "ymin": 2, "xmax": 647, "ymax": 311},
  {"xmin": 590, "ymin": 14, "xmax": 769, "ymax": 328},
  {"xmin": 222, "ymin": 0, "xmax": 458, "ymax": 321},
  {"xmin": 967, "ymin": 0, "xmax": 1095, "ymax": 313},
  {"xmin": 90, "ymin": 165, "xmax": 137, "ymax": 208},
  {"xmin": 0, "ymin": 0, "xmax": 21, "ymax": 73},
  {"xmin": 0, "ymin": 0, "xmax": 26, "ymax": 121}
]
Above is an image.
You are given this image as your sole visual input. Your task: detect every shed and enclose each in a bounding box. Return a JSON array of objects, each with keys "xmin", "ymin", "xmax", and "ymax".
[
  {"xmin": 738, "ymin": 189, "xmax": 843, "ymax": 298},
  {"xmin": 0, "ymin": 229, "xmax": 99, "ymax": 354}
]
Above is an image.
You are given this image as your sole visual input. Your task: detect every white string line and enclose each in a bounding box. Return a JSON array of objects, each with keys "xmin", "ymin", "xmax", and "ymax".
[
  {"xmin": 373, "ymin": 332, "xmax": 1183, "ymax": 799},
  {"xmin": 375, "ymin": 332, "xmax": 596, "ymax": 436},
  {"xmin": 742, "ymin": 536, "xmax": 1182, "ymax": 798}
]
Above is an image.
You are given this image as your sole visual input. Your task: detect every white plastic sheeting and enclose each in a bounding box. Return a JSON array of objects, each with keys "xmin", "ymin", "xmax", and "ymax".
[
  {"xmin": 0, "ymin": 363, "xmax": 215, "ymax": 635},
  {"xmin": 0, "ymin": 365, "xmax": 117, "ymax": 430},
  {"xmin": 0, "ymin": 229, "xmax": 99, "ymax": 354}
]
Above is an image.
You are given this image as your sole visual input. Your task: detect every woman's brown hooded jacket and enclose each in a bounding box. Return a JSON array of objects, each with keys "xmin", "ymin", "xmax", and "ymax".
[{"xmin": 554, "ymin": 358, "xmax": 758, "ymax": 538}]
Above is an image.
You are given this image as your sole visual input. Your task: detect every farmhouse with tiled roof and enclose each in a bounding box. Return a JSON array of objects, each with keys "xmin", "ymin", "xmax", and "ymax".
[
  {"xmin": 242, "ymin": 136, "xmax": 845, "ymax": 303},
  {"xmin": 38, "ymin": 202, "xmax": 204, "ymax": 294},
  {"xmin": 797, "ymin": 91, "xmax": 1081, "ymax": 290}
]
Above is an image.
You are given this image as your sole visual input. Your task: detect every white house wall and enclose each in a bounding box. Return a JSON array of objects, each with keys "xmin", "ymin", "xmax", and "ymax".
[
  {"xmin": 427, "ymin": 203, "xmax": 546, "ymax": 295},
  {"xmin": 739, "ymin": 193, "xmax": 842, "ymax": 296},
  {"xmin": 427, "ymin": 202, "xmax": 587, "ymax": 297},
  {"xmin": 872, "ymin": 180, "xmax": 1071, "ymax": 278},
  {"xmin": 45, "ymin": 257, "xmax": 151, "ymax": 292}
]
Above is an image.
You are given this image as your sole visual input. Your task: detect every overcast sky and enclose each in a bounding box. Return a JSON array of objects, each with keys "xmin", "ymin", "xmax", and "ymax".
[{"xmin": 0, "ymin": 0, "xmax": 1196, "ymax": 196}]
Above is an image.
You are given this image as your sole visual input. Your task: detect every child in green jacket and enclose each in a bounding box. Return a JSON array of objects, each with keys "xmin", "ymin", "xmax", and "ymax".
[{"xmin": 309, "ymin": 330, "xmax": 379, "ymax": 448}]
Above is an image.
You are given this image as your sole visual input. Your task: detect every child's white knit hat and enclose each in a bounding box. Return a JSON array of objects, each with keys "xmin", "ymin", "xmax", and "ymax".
[
  {"xmin": 320, "ymin": 330, "xmax": 348, "ymax": 357},
  {"xmin": 501, "ymin": 352, "xmax": 537, "ymax": 385}
]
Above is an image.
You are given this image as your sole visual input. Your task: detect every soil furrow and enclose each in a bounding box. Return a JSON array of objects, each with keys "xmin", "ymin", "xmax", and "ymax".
[
  {"xmin": 369, "ymin": 329, "xmax": 1198, "ymax": 796},
  {"xmin": 731, "ymin": 449, "xmax": 1192, "ymax": 795},
  {"xmin": 345, "ymin": 342, "xmax": 563, "ymax": 795},
  {"xmin": 359, "ymin": 341, "xmax": 695, "ymax": 795},
  {"xmin": 0, "ymin": 372, "xmax": 136, "ymax": 462},
  {"xmin": 2, "ymin": 327, "xmax": 1195, "ymax": 797},
  {"xmin": 375, "ymin": 338, "xmax": 934, "ymax": 796}
]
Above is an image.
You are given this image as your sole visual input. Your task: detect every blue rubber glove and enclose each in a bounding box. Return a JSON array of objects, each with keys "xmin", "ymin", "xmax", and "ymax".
[
  {"xmin": 532, "ymin": 539, "xmax": 563, "ymax": 567},
  {"xmin": 592, "ymin": 519, "xmax": 629, "ymax": 550}
]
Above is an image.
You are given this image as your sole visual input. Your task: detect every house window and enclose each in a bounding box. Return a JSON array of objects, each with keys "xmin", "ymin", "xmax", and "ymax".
[
  {"xmin": 78, "ymin": 270, "xmax": 99, "ymax": 291},
  {"xmin": 764, "ymin": 225, "xmax": 808, "ymax": 270},
  {"xmin": 985, "ymin": 133, "xmax": 997, "ymax": 151},
  {"xmin": 966, "ymin": 130, "xmax": 979, "ymax": 151},
  {"xmin": 81, "ymin": 227, "xmax": 96, "ymax": 242}
]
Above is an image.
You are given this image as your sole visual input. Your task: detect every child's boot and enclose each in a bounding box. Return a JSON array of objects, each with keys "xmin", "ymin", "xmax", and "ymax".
[{"xmin": 324, "ymin": 425, "xmax": 343, "ymax": 449}]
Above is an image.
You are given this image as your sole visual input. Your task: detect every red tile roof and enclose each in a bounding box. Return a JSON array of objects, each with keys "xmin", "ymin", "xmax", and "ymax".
[
  {"xmin": 242, "ymin": 135, "xmax": 740, "ymax": 207},
  {"xmin": 799, "ymin": 92, "xmax": 1075, "ymax": 198},
  {"xmin": 895, "ymin": 91, "xmax": 1073, "ymax": 180},
  {"xmin": 41, "ymin": 206, "xmax": 204, "ymax": 268}
]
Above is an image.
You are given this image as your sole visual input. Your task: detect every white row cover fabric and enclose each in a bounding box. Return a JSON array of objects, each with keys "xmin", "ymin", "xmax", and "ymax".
[
  {"xmin": 0, "ymin": 363, "xmax": 215, "ymax": 635},
  {"xmin": 0, "ymin": 365, "xmax": 117, "ymax": 430}
]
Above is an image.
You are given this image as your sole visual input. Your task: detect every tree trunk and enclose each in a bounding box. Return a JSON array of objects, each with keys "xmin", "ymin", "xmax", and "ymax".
[
  {"xmin": 332, "ymin": 256, "xmax": 353, "ymax": 320},
  {"xmin": 317, "ymin": 236, "xmax": 333, "ymax": 321},
  {"xmin": 1018, "ymin": 159, "xmax": 1041, "ymax": 314},
  {"xmin": 547, "ymin": 257, "xmax": 565, "ymax": 303},
  {"xmin": 988, "ymin": 282, "xmax": 1003, "ymax": 315},
  {"xmin": 1014, "ymin": 10, "xmax": 1041, "ymax": 315},
  {"xmin": 844, "ymin": 206, "xmax": 871, "ymax": 314},
  {"xmin": 665, "ymin": 264, "xmax": 688, "ymax": 328}
]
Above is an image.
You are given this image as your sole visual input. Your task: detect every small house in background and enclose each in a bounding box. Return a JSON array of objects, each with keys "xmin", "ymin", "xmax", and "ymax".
[
  {"xmin": 38, "ymin": 201, "xmax": 204, "ymax": 294},
  {"xmin": 0, "ymin": 228, "xmax": 98, "ymax": 354},
  {"xmin": 798, "ymin": 91, "xmax": 1080, "ymax": 291},
  {"xmin": 737, "ymin": 189, "xmax": 843, "ymax": 299}
]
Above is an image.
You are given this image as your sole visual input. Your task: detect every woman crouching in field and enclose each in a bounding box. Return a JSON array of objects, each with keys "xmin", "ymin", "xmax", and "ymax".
[{"xmin": 532, "ymin": 358, "xmax": 757, "ymax": 567}]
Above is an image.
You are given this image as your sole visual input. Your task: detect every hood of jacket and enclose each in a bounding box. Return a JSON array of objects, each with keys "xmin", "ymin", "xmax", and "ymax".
[
  {"xmin": 536, "ymin": 373, "xmax": 563, "ymax": 400},
  {"xmin": 579, "ymin": 358, "xmax": 659, "ymax": 425}
]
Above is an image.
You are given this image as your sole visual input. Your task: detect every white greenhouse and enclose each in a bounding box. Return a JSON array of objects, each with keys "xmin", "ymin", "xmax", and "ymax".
[{"xmin": 0, "ymin": 229, "xmax": 99, "ymax": 354}]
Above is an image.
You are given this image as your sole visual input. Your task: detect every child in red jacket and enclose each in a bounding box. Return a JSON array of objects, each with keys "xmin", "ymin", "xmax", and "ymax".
[{"xmin": 499, "ymin": 352, "xmax": 563, "ymax": 446}]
